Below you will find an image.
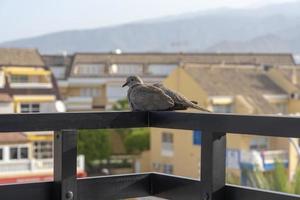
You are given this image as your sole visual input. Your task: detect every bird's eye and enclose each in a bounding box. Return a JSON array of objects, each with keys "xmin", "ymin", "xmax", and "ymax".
[{"xmin": 131, "ymin": 79, "xmax": 134, "ymax": 81}]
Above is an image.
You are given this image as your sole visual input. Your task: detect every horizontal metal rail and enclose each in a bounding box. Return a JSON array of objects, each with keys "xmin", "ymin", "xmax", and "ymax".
[
  {"xmin": 150, "ymin": 111, "xmax": 300, "ymax": 137},
  {"xmin": 0, "ymin": 112, "xmax": 148, "ymax": 132},
  {"xmin": 0, "ymin": 173, "xmax": 298, "ymax": 200},
  {"xmin": 0, "ymin": 111, "xmax": 300, "ymax": 200}
]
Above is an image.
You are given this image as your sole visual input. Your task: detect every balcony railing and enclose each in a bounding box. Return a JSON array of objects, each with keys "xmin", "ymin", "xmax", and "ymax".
[
  {"xmin": 10, "ymin": 82, "xmax": 52, "ymax": 88},
  {"xmin": 0, "ymin": 155, "xmax": 85, "ymax": 173},
  {"xmin": 65, "ymin": 97, "xmax": 93, "ymax": 110},
  {"xmin": 0, "ymin": 111, "xmax": 300, "ymax": 200}
]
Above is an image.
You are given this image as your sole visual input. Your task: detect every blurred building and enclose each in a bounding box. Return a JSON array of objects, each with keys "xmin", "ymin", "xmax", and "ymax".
[
  {"xmin": 42, "ymin": 54, "xmax": 73, "ymax": 81},
  {"xmin": 147, "ymin": 62, "xmax": 300, "ymax": 183},
  {"xmin": 42, "ymin": 52, "xmax": 297, "ymax": 111},
  {"xmin": 40, "ymin": 52, "xmax": 300, "ymax": 181},
  {"xmin": 0, "ymin": 48, "xmax": 62, "ymax": 113},
  {"xmin": 0, "ymin": 48, "xmax": 85, "ymax": 183}
]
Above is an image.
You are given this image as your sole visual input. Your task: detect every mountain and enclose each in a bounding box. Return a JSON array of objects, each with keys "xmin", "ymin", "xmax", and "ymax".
[
  {"xmin": 1, "ymin": 1, "xmax": 300, "ymax": 54},
  {"xmin": 205, "ymin": 35, "xmax": 292, "ymax": 53}
]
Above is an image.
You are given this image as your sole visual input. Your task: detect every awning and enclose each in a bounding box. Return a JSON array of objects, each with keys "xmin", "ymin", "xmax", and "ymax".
[
  {"xmin": 13, "ymin": 95, "xmax": 56, "ymax": 102},
  {"xmin": 3, "ymin": 67, "xmax": 51, "ymax": 76}
]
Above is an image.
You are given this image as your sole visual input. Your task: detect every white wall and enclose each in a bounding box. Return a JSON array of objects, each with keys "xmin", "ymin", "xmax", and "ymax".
[
  {"xmin": 0, "ymin": 71, "xmax": 5, "ymax": 88},
  {"xmin": 106, "ymin": 84, "xmax": 127, "ymax": 102},
  {"xmin": 49, "ymin": 66, "xmax": 66, "ymax": 79},
  {"xmin": 40, "ymin": 102, "xmax": 57, "ymax": 113},
  {"xmin": 0, "ymin": 102, "xmax": 14, "ymax": 113}
]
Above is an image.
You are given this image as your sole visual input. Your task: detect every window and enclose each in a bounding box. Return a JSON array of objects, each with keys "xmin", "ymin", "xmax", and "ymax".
[
  {"xmin": 9, "ymin": 147, "xmax": 28, "ymax": 160},
  {"xmin": 80, "ymin": 88, "xmax": 100, "ymax": 97},
  {"xmin": 161, "ymin": 132, "xmax": 173, "ymax": 156},
  {"xmin": 74, "ymin": 64, "xmax": 105, "ymax": 75},
  {"xmin": 148, "ymin": 64, "xmax": 177, "ymax": 75},
  {"xmin": 163, "ymin": 164, "xmax": 173, "ymax": 174},
  {"xmin": 193, "ymin": 130, "xmax": 202, "ymax": 145},
  {"xmin": 152, "ymin": 163, "xmax": 161, "ymax": 171},
  {"xmin": 33, "ymin": 141, "xmax": 53, "ymax": 159},
  {"xmin": 20, "ymin": 103, "xmax": 40, "ymax": 113},
  {"xmin": 10, "ymin": 75, "xmax": 28, "ymax": 83},
  {"xmin": 20, "ymin": 147, "xmax": 28, "ymax": 159},
  {"xmin": 0, "ymin": 148, "xmax": 3, "ymax": 160},
  {"xmin": 9, "ymin": 147, "xmax": 18, "ymax": 159},
  {"xmin": 212, "ymin": 104, "xmax": 233, "ymax": 113},
  {"xmin": 226, "ymin": 149, "xmax": 240, "ymax": 169},
  {"xmin": 111, "ymin": 64, "xmax": 143, "ymax": 75}
]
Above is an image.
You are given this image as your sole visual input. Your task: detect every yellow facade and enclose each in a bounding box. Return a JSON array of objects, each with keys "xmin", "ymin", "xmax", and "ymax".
[
  {"xmin": 150, "ymin": 128, "xmax": 200, "ymax": 178},
  {"xmin": 146, "ymin": 67, "xmax": 300, "ymax": 181},
  {"xmin": 3, "ymin": 67, "xmax": 51, "ymax": 76},
  {"xmin": 1, "ymin": 65, "xmax": 56, "ymax": 148}
]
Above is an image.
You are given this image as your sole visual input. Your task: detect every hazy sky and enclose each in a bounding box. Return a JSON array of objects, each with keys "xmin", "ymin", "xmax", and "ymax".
[{"xmin": 0, "ymin": 0, "xmax": 298, "ymax": 43}]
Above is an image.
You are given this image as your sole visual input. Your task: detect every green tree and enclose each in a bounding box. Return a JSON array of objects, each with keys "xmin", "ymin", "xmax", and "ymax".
[
  {"xmin": 112, "ymin": 99, "xmax": 150, "ymax": 154},
  {"xmin": 271, "ymin": 162, "xmax": 289, "ymax": 192},
  {"xmin": 124, "ymin": 128, "xmax": 150, "ymax": 154},
  {"xmin": 112, "ymin": 99, "xmax": 130, "ymax": 111},
  {"xmin": 78, "ymin": 129, "xmax": 111, "ymax": 167},
  {"xmin": 292, "ymin": 167, "xmax": 300, "ymax": 194},
  {"xmin": 247, "ymin": 162, "xmax": 291, "ymax": 193}
]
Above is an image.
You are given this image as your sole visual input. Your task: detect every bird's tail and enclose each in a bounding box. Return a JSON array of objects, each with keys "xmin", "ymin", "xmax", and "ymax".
[{"xmin": 190, "ymin": 103, "xmax": 211, "ymax": 112}]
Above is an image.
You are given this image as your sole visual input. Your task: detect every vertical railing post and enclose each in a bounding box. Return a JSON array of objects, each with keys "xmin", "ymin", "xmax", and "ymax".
[
  {"xmin": 54, "ymin": 130, "xmax": 78, "ymax": 200},
  {"xmin": 201, "ymin": 131, "xmax": 226, "ymax": 200}
]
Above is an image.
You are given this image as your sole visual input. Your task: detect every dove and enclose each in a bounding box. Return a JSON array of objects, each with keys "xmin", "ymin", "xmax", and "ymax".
[
  {"xmin": 122, "ymin": 76, "xmax": 174, "ymax": 111},
  {"xmin": 122, "ymin": 75, "xmax": 210, "ymax": 112}
]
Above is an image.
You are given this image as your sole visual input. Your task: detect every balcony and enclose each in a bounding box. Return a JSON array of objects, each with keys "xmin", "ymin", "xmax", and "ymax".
[
  {"xmin": 0, "ymin": 111, "xmax": 299, "ymax": 200},
  {"xmin": 65, "ymin": 96, "xmax": 93, "ymax": 110},
  {"xmin": 10, "ymin": 82, "xmax": 52, "ymax": 89},
  {"xmin": 0, "ymin": 155, "xmax": 85, "ymax": 173}
]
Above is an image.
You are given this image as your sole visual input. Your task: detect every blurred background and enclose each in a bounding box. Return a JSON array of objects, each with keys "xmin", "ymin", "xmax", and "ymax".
[{"xmin": 1, "ymin": 0, "xmax": 300, "ymax": 197}]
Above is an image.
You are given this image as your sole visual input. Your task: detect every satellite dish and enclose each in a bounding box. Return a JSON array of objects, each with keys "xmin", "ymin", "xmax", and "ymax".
[{"xmin": 55, "ymin": 100, "xmax": 66, "ymax": 112}]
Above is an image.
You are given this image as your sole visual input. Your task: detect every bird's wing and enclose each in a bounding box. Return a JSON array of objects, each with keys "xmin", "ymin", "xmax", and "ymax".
[
  {"xmin": 131, "ymin": 85, "xmax": 174, "ymax": 111},
  {"xmin": 154, "ymin": 83, "xmax": 191, "ymax": 106},
  {"xmin": 127, "ymin": 87, "xmax": 136, "ymax": 110},
  {"xmin": 153, "ymin": 83, "xmax": 210, "ymax": 112}
]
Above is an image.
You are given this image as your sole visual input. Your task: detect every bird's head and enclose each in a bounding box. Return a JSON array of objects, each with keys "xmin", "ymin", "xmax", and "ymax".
[{"xmin": 122, "ymin": 75, "xmax": 143, "ymax": 88}]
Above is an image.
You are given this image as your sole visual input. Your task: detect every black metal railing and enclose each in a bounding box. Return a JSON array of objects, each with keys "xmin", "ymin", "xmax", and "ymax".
[{"xmin": 0, "ymin": 111, "xmax": 300, "ymax": 200}]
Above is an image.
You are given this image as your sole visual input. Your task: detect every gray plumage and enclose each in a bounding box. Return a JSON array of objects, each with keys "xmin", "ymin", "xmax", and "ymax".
[
  {"xmin": 122, "ymin": 75, "xmax": 210, "ymax": 112},
  {"xmin": 153, "ymin": 83, "xmax": 210, "ymax": 112}
]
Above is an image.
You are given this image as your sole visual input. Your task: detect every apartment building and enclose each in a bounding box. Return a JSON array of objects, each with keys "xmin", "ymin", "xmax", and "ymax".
[
  {"xmin": 0, "ymin": 48, "xmax": 84, "ymax": 183},
  {"xmin": 43, "ymin": 52, "xmax": 296, "ymax": 111},
  {"xmin": 0, "ymin": 48, "xmax": 62, "ymax": 113},
  {"xmin": 148, "ymin": 63, "xmax": 300, "ymax": 183}
]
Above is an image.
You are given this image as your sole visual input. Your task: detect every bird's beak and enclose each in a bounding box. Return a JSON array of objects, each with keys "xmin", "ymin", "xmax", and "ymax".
[{"xmin": 122, "ymin": 82, "xmax": 128, "ymax": 87}]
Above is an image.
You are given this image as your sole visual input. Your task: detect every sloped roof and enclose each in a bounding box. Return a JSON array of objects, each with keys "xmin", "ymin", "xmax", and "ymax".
[
  {"xmin": 0, "ymin": 132, "xmax": 29, "ymax": 144},
  {"xmin": 184, "ymin": 65, "xmax": 287, "ymax": 114},
  {"xmin": 0, "ymin": 48, "xmax": 45, "ymax": 66},
  {"xmin": 42, "ymin": 55, "xmax": 73, "ymax": 67},
  {"xmin": 0, "ymin": 93, "xmax": 12, "ymax": 102},
  {"xmin": 278, "ymin": 67, "xmax": 300, "ymax": 89},
  {"xmin": 72, "ymin": 53, "xmax": 295, "ymax": 65}
]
